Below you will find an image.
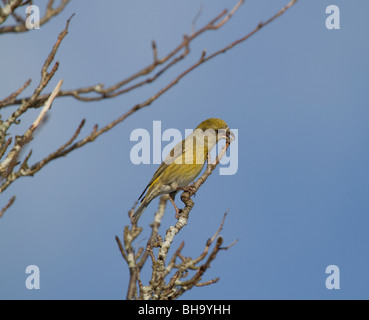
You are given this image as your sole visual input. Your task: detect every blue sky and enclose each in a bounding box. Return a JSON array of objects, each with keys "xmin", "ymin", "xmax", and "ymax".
[{"xmin": 0, "ymin": 0, "xmax": 368, "ymax": 300}]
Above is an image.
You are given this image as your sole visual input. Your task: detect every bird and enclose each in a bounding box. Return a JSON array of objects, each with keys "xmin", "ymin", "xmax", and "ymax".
[{"xmin": 131, "ymin": 118, "xmax": 235, "ymax": 224}]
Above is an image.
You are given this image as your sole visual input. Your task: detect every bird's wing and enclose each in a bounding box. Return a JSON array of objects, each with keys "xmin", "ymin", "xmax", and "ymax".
[
  {"xmin": 138, "ymin": 137, "xmax": 188, "ymax": 201},
  {"xmin": 138, "ymin": 161, "xmax": 168, "ymax": 200}
]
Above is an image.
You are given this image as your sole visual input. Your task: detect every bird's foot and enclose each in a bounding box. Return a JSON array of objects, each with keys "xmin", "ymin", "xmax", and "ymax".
[
  {"xmin": 177, "ymin": 184, "xmax": 197, "ymax": 195},
  {"xmin": 168, "ymin": 195, "xmax": 183, "ymax": 219},
  {"xmin": 175, "ymin": 208, "xmax": 183, "ymax": 220}
]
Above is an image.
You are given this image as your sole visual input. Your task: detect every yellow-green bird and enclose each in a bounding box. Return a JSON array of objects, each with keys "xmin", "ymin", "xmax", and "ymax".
[{"xmin": 131, "ymin": 118, "xmax": 235, "ymax": 224}]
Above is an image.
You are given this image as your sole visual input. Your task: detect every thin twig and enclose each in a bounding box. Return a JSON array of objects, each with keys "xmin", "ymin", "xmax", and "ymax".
[
  {"xmin": 0, "ymin": 0, "xmax": 23, "ymax": 25},
  {"xmin": 0, "ymin": 14, "xmax": 73, "ymax": 137},
  {"xmin": 0, "ymin": 138, "xmax": 12, "ymax": 160},
  {"xmin": 212, "ymin": 0, "xmax": 245, "ymax": 29},
  {"xmin": 0, "ymin": 79, "xmax": 63, "ymax": 186},
  {"xmin": 191, "ymin": 5, "xmax": 203, "ymax": 35},
  {"xmin": 0, "ymin": 0, "xmax": 70, "ymax": 34},
  {"xmin": 115, "ymin": 236, "xmax": 128, "ymax": 262},
  {"xmin": 192, "ymin": 210, "xmax": 229, "ymax": 265},
  {"xmin": 0, "ymin": 195, "xmax": 16, "ymax": 218},
  {"xmin": 195, "ymin": 277, "xmax": 220, "ymax": 287},
  {"xmin": 30, "ymin": 79, "xmax": 63, "ymax": 132},
  {"xmin": 0, "ymin": 79, "xmax": 31, "ymax": 109},
  {"xmin": 5, "ymin": 2, "xmax": 237, "ymax": 107}
]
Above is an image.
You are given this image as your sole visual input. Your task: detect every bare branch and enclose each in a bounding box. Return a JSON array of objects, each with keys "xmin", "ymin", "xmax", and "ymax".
[
  {"xmin": 0, "ymin": 0, "xmax": 70, "ymax": 34},
  {"xmin": 119, "ymin": 195, "xmax": 168, "ymax": 300},
  {"xmin": 115, "ymin": 236, "xmax": 128, "ymax": 263},
  {"xmin": 0, "ymin": 195, "xmax": 16, "ymax": 218},
  {"xmin": 174, "ymin": 237, "xmax": 225, "ymax": 297},
  {"xmin": 0, "ymin": 13, "xmax": 75, "ymax": 191},
  {"xmin": 0, "ymin": 137, "xmax": 12, "ymax": 160},
  {"xmin": 30, "ymin": 79, "xmax": 63, "ymax": 131},
  {"xmin": 20, "ymin": 118, "xmax": 85, "ymax": 178},
  {"xmin": 0, "ymin": 79, "xmax": 31, "ymax": 109},
  {"xmin": 195, "ymin": 277, "xmax": 220, "ymax": 287},
  {"xmin": 0, "ymin": 13, "xmax": 73, "ymax": 144},
  {"xmin": 192, "ymin": 210, "xmax": 230, "ymax": 265},
  {"xmin": 191, "ymin": 5, "xmax": 203, "ymax": 35},
  {"xmin": 164, "ymin": 241, "xmax": 185, "ymax": 277},
  {"xmin": 25, "ymin": 0, "xmax": 293, "ymax": 109},
  {"xmin": 0, "ymin": 0, "xmax": 22, "ymax": 25},
  {"xmin": 0, "ymin": 79, "xmax": 63, "ymax": 191},
  {"xmin": 212, "ymin": 0, "xmax": 245, "ymax": 29},
  {"xmin": 5, "ymin": 2, "xmax": 237, "ymax": 107}
]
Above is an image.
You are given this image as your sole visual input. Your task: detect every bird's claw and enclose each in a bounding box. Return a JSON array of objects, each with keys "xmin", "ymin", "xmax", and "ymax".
[
  {"xmin": 177, "ymin": 184, "xmax": 197, "ymax": 195},
  {"xmin": 175, "ymin": 208, "xmax": 183, "ymax": 220},
  {"xmin": 168, "ymin": 195, "xmax": 183, "ymax": 219}
]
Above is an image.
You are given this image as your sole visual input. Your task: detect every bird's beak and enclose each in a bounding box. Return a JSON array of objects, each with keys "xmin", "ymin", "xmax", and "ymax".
[
  {"xmin": 218, "ymin": 128, "xmax": 235, "ymax": 142},
  {"xmin": 229, "ymin": 130, "xmax": 235, "ymax": 142},
  {"xmin": 225, "ymin": 128, "xmax": 235, "ymax": 142}
]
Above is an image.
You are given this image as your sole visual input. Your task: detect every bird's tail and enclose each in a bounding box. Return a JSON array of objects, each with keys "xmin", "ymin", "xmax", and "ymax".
[{"xmin": 131, "ymin": 198, "xmax": 150, "ymax": 224}]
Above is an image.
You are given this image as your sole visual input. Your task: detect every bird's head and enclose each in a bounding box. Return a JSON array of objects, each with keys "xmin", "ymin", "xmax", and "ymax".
[
  {"xmin": 166, "ymin": 118, "xmax": 235, "ymax": 165},
  {"xmin": 195, "ymin": 118, "xmax": 235, "ymax": 144}
]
